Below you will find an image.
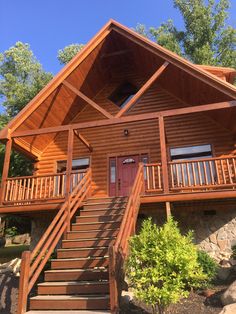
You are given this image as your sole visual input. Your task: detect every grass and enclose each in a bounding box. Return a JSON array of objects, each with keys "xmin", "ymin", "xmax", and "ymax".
[{"xmin": 0, "ymin": 245, "xmax": 29, "ymax": 264}]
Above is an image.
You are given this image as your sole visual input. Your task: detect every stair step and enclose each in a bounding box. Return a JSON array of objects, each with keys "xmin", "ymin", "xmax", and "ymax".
[
  {"xmin": 85, "ymin": 197, "xmax": 127, "ymax": 204},
  {"xmin": 79, "ymin": 208, "xmax": 125, "ymax": 216},
  {"xmin": 38, "ymin": 281, "xmax": 109, "ymax": 295},
  {"xmin": 57, "ymin": 247, "xmax": 108, "ymax": 258},
  {"xmin": 71, "ymin": 221, "xmax": 120, "ymax": 231},
  {"xmin": 27, "ymin": 311, "xmax": 110, "ymax": 314},
  {"xmin": 66, "ymin": 229, "xmax": 118, "ymax": 240},
  {"xmin": 30, "ymin": 295, "xmax": 110, "ymax": 310},
  {"xmin": 51, "ymin": 257, "xmax": 109, "ymax": 269},
  {"xmin": 84, "ymin": 202, "xmax": 127, "ymax": 210},
  {"xmin": 45, "ymin": 268, "xmax": 109, "ymax": 282},
  {"xmin": 75, "ymin": 214, "xmax": 123, "ymax": 223},
  {"xmin": 62, "ymin": 238, "xmax": 114, "ymax": 249}
]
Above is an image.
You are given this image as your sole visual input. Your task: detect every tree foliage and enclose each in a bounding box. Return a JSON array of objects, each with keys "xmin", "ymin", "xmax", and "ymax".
[
  {"xmin": 126, "ymin": 218, "xmax": 207, "ymax": 314},
  {"xmin": 135, "ymin": 0, "xmax": 236, "ymax": 68},
  {"xmin": 0, "ymin": 42, "xmax": 52, "ymax": 177},
  {"xmin": 57, "ymin": 43, "xmax": 84, "ymax": 65}
]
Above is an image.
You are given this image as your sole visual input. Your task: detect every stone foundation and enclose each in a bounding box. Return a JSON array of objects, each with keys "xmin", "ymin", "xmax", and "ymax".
[
  {"xmin": 30, "ymin": 213, "xmax": 54, "ymax": 250},
  {"xmin": 139, "ymin": 201, "xmax": 236, "ymax": 262}
]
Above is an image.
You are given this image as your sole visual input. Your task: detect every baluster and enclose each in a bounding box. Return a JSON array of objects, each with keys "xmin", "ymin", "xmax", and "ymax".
[
  {"xmin": 203, "ymin": 161, "xmax": 208, "ymax": 185},
  {"xmin": 209, "ymin": 161, "xmax": 215, "ymax": 184},
  {"xmin": 39, "ymin": 177, "xmax": 43, "ymax": 199},
  {"xmin": 220, "ymin": 159, "xmax": 226, "ymax": 184},
  {"xmin": 232, "ymin": 158, "xmax": 236, "ymax": 183},
  {"xmin": 62, "ymin": 174, "xmax": 65, "ymax": 196},
  {"xmin": 215, "ymin": 160, "xmax": 220, "ymax": 185},
  {"xmin": 152, "ymin": 166, "xmax": 156, "ymax": 190},
  {"xmin": 30, "ymin": 178, "xmax": 35, "ymax": 199},
  {"xmin": 197, "ymin": 162, "xmax": 202, "ymax": 186},
  {"xmin": 13, "ymin": 180, "xmax": 18, "ymax": 201},
  {"xmin": 176, "ymin": 164, "xmax": 180, "ymax": 187},
  {"xmin": 44, "ymin": 177, "xmax": 47, "ymax": 198},
  {"xmin": 191, "ymin": 163, "xmax": 197, "ymax": 186},
  {"xmin": 49, "ymin": 176, "xmax": 52, "ymax": 198},
  {"xmin": 146, "ymin": 166, "xmax": 150, "ymax": 190},
  {"xmin": 158, "ymin": 165, "xmax": 161, "ymax": 189},
  {"xmin": 186, "ymin": 163, "xmax": 191, "ymax": 186},
  {"xmin": 181, "ymin": 163, "xmax": 185, "ymax": 187},
  {"xmin": 170, "ymin": 164, "xmax": 174, "ymax": 188},
  {"xmin": 18, "ymin": 179, "xmax": 23, "ymax": 201},
  {"xmin": 5, "ymin": 180, "xmax": 10, "ymax": 201},
  {"xmin": 226, "ymin": 159, "xmax": 233, "ymax": 184},
  {"xmin": 22, "ymin": 179, "xmax": 26, "ymax": 200},
  {"xmin": 35, "ymin": 178, "xmax": 39, "ymax": 199},
  {"xmin": 53, "ymin": 176, "xmax": 56, "ymax": 197},
  {"xmin": 9, "ymin": 181, "xmax": 14, "ymax": 201}
]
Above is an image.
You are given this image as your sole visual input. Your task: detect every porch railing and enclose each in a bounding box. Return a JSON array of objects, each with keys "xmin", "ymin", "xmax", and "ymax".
[
  {"xmin": 17, "ymin": 168, "xmax": 92, "ymax": 314},
  {"xmin": 4, "ymin": 170, "xmax": 86, "ymax": 203},
  {"xmin": 109, "ymin": 163, "xmax": 144, "ymax": 313},
  {"xmin": 145, "ymin": 156, "xmax": 236, "ymax": 193}
]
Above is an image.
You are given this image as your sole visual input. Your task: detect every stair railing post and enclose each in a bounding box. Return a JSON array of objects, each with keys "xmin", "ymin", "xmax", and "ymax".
[
  {"xmin": 65, "ymin": 128, "xmax": 74, "ymax": 233},
  {"xmin": 17, "ymin": 251, "xmax": 31, "ymax": 314}
]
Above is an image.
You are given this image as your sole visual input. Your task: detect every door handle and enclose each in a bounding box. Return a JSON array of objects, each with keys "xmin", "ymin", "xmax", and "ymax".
[{"xmin": 118, "ymin": 179, "xmax": 121, "ymax": 190}]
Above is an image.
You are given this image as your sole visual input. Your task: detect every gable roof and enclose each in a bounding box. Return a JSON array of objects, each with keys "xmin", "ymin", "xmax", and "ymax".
[{"xmin": 1, "ymin": 19, "xmax": 235, "ymax": 156}]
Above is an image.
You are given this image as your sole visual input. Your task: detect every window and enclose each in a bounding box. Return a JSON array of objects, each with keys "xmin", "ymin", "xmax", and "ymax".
[
  {"xmin": 170, "ymin": 144, "xmax": 212, "ymax": 161},
  {"xmin": 57, "ymin": 158, "xmax": 90, "ymax": 173},
  {"xmin": 170, "ymin": 144, "xmax": 215, "ymax": 186},
  {"xmin": 109, "ymin": 82, "xmax": 137, "ymax": 108}
]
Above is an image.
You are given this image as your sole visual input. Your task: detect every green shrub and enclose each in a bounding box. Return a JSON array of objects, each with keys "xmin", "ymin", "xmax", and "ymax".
[
  {"xmin": 197, "ymin": 250, "xmax": 218, "ymax": 285},
  {"xmin": 232, "ymin": 245, "xmax": 236, "ymax": 259},
  {"xmin": 126, "ymin": 217, "xmax": 207, "ymax": 314},
  {"xmin": 5, "ymin": 226, "xmax": 18, "ymax": 237}
]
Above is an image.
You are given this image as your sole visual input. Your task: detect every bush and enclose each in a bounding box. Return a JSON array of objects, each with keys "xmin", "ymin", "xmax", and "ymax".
[
  {"xmin": 5, "ymin": 226, "xmax": 18, "ymax": 237},
  {"xmin": 197, "ymin": 250, "xmax": 218, "ymax": 285},
  {"xmin": 126, "ymin": 217, "xmax": 207, "ymax": 314}
]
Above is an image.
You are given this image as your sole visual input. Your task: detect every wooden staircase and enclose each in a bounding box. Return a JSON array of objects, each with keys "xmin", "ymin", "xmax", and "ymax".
[{"xmin": 26, "ymin": 197, "xmax": 127, "ymax": 313}]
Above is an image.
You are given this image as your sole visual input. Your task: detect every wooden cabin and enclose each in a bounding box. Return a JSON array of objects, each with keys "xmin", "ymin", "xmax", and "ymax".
[{"xmin": 0, "ymin": 20, "xmax": 236, "ymax": 313}]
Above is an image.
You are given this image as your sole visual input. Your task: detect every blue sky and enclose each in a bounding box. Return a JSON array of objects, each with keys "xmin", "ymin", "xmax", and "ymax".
[{"xmin": 1, "ymin": 0, "xmax": 235, "ymax": 75}]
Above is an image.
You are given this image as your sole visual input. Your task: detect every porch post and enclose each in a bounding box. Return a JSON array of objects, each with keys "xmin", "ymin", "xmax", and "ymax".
[
  {"xmin": 159, "ymin": 116, "xmax": 169, "ymax": 193},
  {"xmin": 0, "ymin": 136, "xmax": 12, "ymax": 204},
  {"xmin": 165, "ymin": 202, "xmax": 172, "ymax": 219},
  {"xmin": 65, "ymin": 128, "xmax": 74, "ymax": 231}
]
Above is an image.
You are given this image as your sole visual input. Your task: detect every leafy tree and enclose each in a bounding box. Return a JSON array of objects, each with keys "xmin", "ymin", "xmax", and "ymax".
[
  {"xmin": 57, "ymin": 43, "xmax": 84, "ymax": 65},
  {"xmin": 0, "ymin": 42, "xmax": 52, "ymax": 177},
  {"xmin": 135, "ymin": 0, "xmax": 236, "ymax": 68},
  {"xmin": 126, "ymin": 218, "xmax": 207, "ymax": 314}
]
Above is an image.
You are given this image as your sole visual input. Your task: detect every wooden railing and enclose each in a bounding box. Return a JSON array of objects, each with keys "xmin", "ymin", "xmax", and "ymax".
[
  {"xmin": 109, "ymin": 163, "xmax": 144, "ymax": 313},
  {"xmin": 17, "ymin": 168, "xmax": 92, "ymax": 314},
  {"xmin": 144, "ymin": 163, "xmax": 162, "ymax": 192},
  {"xmin": 145, "ymin": 156, "xmax": 236, "ymax": 193},
  {"xmin": 4, "ymin": 170, "xmax": 86, "ymax": 203},
  {"xmin": 169, "ymin": 156, "xmax": 236, "ymax": 190}
]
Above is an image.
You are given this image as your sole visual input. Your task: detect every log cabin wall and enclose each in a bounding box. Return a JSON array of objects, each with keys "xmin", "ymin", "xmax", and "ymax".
[{"xmin": 37, "ymin": 68, "xmax": 235, "ymax": 196}]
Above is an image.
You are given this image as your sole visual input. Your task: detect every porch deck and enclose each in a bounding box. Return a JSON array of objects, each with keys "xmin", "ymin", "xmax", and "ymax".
[{"xmin": 0, "ymin": 155, "xmax": 235, "ymax": 214}]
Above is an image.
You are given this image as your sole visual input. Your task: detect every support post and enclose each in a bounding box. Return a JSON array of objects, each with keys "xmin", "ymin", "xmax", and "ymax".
[
  {"xmin": 65, "ymin": 128, "xmax": 74, "ymax": 232},
  {"xmin": 165, "ymin": 201, "xmax": 172, "ymax": 219},
  {"xmin": 17, "ymin": 251, "xmax": 31, "ymax": 314},
  {"xmin": 0, "ymin": 136, "xmax": 12, "ymax": 204},
  {"xmin": 159, "ymin": 116, "xmax": 169, "ymax": 193}
]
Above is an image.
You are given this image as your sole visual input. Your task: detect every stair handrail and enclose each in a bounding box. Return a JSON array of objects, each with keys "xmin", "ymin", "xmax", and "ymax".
[
  {"xmin": 17, "ymin": 168, "xmax": 92, "ymax": 314},
  {"xmin": 109, "ymin": 163, "xmax": 144, "ymax": 313}
]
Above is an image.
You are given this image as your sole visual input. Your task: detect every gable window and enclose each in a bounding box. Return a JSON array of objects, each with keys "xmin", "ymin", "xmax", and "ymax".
[
  {"xmin": 170, "ymin": 144, "xmax": 215, "ymax": 186},
  {"xmin": 109, "ymin": 82, "xmax": 137, "ymax": 108}
]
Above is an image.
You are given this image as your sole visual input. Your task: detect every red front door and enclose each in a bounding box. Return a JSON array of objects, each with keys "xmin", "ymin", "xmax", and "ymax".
[{"xmin": 117, "ymin": 155, "xmax": 139, "ymax": 196}]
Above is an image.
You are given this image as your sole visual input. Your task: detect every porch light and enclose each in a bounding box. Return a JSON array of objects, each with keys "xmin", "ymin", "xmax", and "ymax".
[{"xmin": 124, "ymin": 129, "xmax": 129, "ymax": 136}]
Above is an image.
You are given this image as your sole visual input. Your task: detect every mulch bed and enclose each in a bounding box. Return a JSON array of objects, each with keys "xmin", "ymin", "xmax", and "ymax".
[{"xmin": 121, "ymin": 285, "xmax": 228, "ymax": 314}]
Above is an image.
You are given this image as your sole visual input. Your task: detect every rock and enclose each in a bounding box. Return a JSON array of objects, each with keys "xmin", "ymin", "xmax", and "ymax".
[
  {"xmin": 221, "ymin": 280, "xmax": 236, "ymax": 305},
  {"xmin": 0, "ymin": 258, "xmax": 21, "ymax": 276},
  {"xmin": 219, "ymin": 304, "xmax": 236, "ymax": 314},
  {"xmin": 12, "ymin": 233, "xmax": 30, "ymax": 245},
  {"xmin": 218, "ymin": 267, "xmax": 231, "ymax": 281}
]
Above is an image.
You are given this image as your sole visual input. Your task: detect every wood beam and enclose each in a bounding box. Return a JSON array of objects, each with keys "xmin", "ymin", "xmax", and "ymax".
[
  {"xmin": 63, "ymin": 80, "xmax": 113, "ymax": 119},
  {"xmin": 165, "ymin": 202, "xmax": 172, "ymax": 219},
  {"xmin": 10, "ymin": 100, "xmax": 236, "ymax": 139},
  {"xmin": 159, "ymin": 116, "xmax": 169, "ymax": 194},
  {"xmin": 74, "ymin": 130, "xmax": 93, "ymax": 152},
  {"xmin": 0, "ymin": 136, "xmax": 12, "ymax": 204},
  {"xmin": 115, "ymin": 62, "xmax": 169, "ymax": 118}
]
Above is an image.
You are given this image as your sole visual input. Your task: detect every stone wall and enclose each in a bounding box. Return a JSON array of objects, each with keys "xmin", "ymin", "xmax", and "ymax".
[
  {"xmin": 139, "ymin": 201, "xmax": 236, "ymax": 262},
  {"xmin": 30, "ymin": 213, "xmax": 54, "ymax": 250}
]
